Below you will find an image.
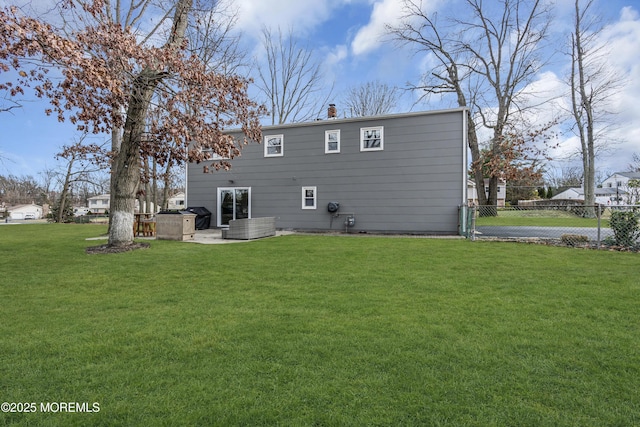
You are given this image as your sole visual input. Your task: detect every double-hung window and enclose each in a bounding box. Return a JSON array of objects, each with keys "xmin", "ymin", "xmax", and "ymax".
[
  {"xmin": 302, "ymin": 186, "xmax": 317, "ymax": 209},
  {"xmin": 360, "ymin": 126, "xmax": 383, "ymax": 151},
  {"xmin": 325, "ymin": 130, "xmax": 340, "ymax": 154},
  {"xmin": 203, "ymin": 147, "xmax": 231, "ymax": 160},
  {"xmin": 264, "ymin": 134, "xmax": 284, "ymax": 157}
]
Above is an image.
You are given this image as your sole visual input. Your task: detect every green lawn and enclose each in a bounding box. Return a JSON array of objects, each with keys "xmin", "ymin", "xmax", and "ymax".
[
  {"xmin": 475, "ymin": 209, "xmax": 607, "ymax": 227},
  {"xmin": 1, "ymin": 224, "xmax": 639, "ymax": 426}
]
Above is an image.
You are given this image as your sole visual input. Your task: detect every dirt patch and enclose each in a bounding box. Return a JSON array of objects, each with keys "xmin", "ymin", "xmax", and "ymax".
[{"xmin": 86, "ymin": 242, "xmax": 150, "ymax": 254}]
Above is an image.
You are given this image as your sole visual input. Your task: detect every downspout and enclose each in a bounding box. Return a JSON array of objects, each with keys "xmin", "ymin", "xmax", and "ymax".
[
  {"xmin": 184, "ymin": 161, "xmax": 188, "ymax": 209},
  {"xmin": 462, "ymin": 108, "xmax": 469, "ymax": 206}
]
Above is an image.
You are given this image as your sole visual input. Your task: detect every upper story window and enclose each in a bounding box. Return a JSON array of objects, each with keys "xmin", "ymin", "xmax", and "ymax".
[
  {"xmin": 203, "ymin": 148, "xmax": 231, "ymax": 160},
  {"xmin": 264, "ymin": 134, "xmax": 284, "ymax": 157},
  {"xmin": 360, "ymin": 126, "xmax": 383, "ymax": 151},
  {"xmin": 325, "ymin": 130, "xmax": 340, "ymax": 154}
]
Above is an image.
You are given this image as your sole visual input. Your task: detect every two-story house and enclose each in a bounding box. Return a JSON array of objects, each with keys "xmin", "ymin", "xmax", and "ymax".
[
  {"xmin": 601, "ymin": 172, "xmax": 640, "ymax": 204},
  {"xmin": 186, "ymin": 107, "xmax": 468, "ymax": 234},
  {"xmin": 467, "ymin": 179, "xmax": 507, "ymax": 207},
  {"xmin": 87, "ymin": 194, "xmax": 111, "ymax": 214}
]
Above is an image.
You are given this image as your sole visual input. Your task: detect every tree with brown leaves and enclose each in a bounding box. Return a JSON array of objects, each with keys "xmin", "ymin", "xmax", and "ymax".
[{"xmin": 0, "ymin": 0, "xmax": 265, "ymax": 248}]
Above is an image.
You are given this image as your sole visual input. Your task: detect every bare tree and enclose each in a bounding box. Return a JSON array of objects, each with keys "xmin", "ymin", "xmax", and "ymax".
[
  {"xmin": 343, "ymin": 81, "xmax": 399, "ymax": 117},
  {"xmin": 0, "ymin": 174, "xmax": 44, "ymax": 205},
  {"xmin": 545, "ymin": 165, "xmax": 584, "ymax": 192},
  {"xmin": 255, "ymin": 27, "xmax": 333, "ymax": 125},
  {"xmin": 1, "ymin": 94, "xmax": 21, "ymax": 113},
  {"xmin": 628, "ymin": 153, "xmax": 640, "ymax": 173},
  {"xmin": 55, "ymin": 135, "xmax": 108, "ymax": 222},
  {"xmin": 568, "ymin": 0, "xmax": 622, "ymax": 215},
  {"xmin": 187, "ymin": 1, "xmax": 248, "ymax": 76},
  {"xmin": 389, "ymin": 0, "xmax": 552, "ymax": 212}
]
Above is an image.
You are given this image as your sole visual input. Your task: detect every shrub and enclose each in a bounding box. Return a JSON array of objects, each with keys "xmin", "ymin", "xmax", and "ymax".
[
  {"xmin": 561, "ymin": 234, "xmax": 589, "ymax": 247},
  {"xmin": 609, "ymin": 209, "xmax": 640, "ymax": 247}
]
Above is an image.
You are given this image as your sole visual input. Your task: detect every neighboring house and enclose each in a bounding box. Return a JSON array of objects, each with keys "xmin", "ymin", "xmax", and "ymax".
[
  {"xmin": 87, "ymin": 194, "xmax": 151, "ymax": 214},
  {"xmin": 187, "ymin": 107, "xmax": 468, "ymax": 234},
  {"xmin": 167, "ymin": 192, "xmax": 186, "ymax": 210},
  {"xmin": 8, "ymin": 203, "xmax": 43, "ymax": 220},
  {"xmin": 74, "ymin": 207, "xmax": 90, "ymax": 216},
  {"xmin": 551, "ymin": 187, "xmax": 625, "ymax": 205},
  {"xmin": 601, "ymin": 172, "xmax": 640, "ymax": 204},
  {"xmin": 467, "ymin": 178, "xmax": 507, "ymax": 207},
  {"xmin": 87, "ymin": 194, "xmax": 110, "ymax": 213}
]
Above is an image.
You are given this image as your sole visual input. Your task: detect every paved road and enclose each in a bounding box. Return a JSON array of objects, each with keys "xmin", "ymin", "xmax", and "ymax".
[{"xmin": 476, "ymin": 226, "xmax": 614, "ymax": 240}]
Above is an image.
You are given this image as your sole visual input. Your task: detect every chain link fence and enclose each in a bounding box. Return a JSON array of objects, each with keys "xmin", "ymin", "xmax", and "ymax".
[{"xmin": 459, "ymin": 204, "xmax": 640, "ymax": 251}]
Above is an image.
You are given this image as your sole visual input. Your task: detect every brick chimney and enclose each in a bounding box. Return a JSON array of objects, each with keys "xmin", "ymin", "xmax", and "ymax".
[{"xmin": 328, "ymin": 104, "xmax": 337, "ymax": 119}]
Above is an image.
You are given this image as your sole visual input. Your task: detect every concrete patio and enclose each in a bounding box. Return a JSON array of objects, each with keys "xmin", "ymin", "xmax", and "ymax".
[{"xmin": 188, "ymin": 228, "xmax": 295, "ymax": 244}]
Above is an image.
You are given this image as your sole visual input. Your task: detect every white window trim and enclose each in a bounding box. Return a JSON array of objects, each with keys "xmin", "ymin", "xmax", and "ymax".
[
  {"xmin": 302, "ymin": 186, "xmax": 317, "ymax": 210},
  {"xmin": 325, "ymin": 129, "xmax": 341, "ymax": 154},
  {"xmin": 360, "ymin": 126, "xmax": 384, "ymax": 151},
  {"xmin": 217, "ymin": 187, "xmax": 252, "ymax": 227},
  {"xmin": 264, "ymin": 134, "xmax": 284, "ymax": 157}
]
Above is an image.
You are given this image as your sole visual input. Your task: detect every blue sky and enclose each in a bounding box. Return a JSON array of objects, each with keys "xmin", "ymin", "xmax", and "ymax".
[{"xmin": 1, "ymin": 0, "xmax": 639, "ymax": 181}]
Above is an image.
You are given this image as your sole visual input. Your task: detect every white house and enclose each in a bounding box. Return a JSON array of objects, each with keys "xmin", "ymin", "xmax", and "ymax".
[
  {"xmin": 87, "ymin": 194, "xmax": 157, "ymax": 214},
  {"xmin": 167, "ymin": 192, "xmax": 185, "ymax": 210},
  {"xmin": 8, "ymin": 203, "xmax": 43, "ymax": 220},
  {"xmin": 552, "ymin": 187, "xmax": 625, "ymax": 205},
  {"xmin": 87, "ymin": 194, "xmax": 111, "ymax": 214},
  {"xmin": 467, "ymin": 179, "xmax": 507, "ymax": 207},
  {"xmin": 601, "ymin": 172, "xmax": 640, "ymax": 204}
]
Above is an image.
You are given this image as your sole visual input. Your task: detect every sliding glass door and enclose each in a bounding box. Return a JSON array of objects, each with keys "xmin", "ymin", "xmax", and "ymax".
[{"xmin": 217, "ymin": 188, "xmax": 250, "ymax": 227}]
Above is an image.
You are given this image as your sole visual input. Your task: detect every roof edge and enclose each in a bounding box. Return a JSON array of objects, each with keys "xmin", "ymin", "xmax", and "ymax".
[{"xmin": 256, "ymin": 107, "xmax": 469, "ymax": 132}]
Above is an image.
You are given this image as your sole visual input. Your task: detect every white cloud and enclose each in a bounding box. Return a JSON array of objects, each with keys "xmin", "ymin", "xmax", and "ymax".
[
  {"xmin": 318, "ymin": 45, "xmax": 349, "ymax": 85},
  {"xmin": 598, "ymin": 6, "xmax": 640, "ymax": 170},
  {"xmin": 325, "ymin": 44, "xmax": 349, "ymax": 67},
  {"xmin": 234, "ymin": 0, "xmax": 334, "ymax": 39},
  {"xmin": 351, "ymin": 0, "xmax": 406, "ymax": 56}
]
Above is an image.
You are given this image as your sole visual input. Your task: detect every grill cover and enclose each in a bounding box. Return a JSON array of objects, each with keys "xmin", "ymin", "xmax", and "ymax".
[{"xmin": 185, "ymin": 206, "xmax": 212, "ymax": 230}]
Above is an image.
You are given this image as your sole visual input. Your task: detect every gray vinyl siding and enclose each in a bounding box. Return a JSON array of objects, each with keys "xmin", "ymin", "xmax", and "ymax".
[{"xmin": 187, "ymin": 108, "xmax": 467, "ymax": 234}]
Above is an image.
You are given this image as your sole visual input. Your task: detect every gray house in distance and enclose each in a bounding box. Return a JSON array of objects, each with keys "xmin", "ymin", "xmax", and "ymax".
[{"xmin": 186, "ymin": 107, "xmax": 468, "ymax": 234}]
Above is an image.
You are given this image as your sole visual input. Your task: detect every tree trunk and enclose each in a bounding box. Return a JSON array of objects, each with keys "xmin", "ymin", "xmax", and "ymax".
[
  {"xmin": 57, "ymin": 156, "xmax": 74, "ymax": 223},
  {"xmin": 108, "ymin": 121, "xmax": 122, "ymax": 235},
  {"xmin": 143, "ymin": 155, "xmax": 151, "ymax": 212},
  {"xmin": 108, "ymin": 72, "xmax": 161, "ymax": 246},
  {"xmin": 162, "ymin": 158, "xmax": 173, "ymax": 210},
  {"xmin": 152, "ymin": 157, "xmax": 158, "ymax": 213},
  {"xmin": 467, "ymin": 110, "xmax": 494, "ymax": 216},
  {"xmin": 107, "ymin": 0, "xmax": 193, "ymax": 247},
  {"xmin": 572, "ymin": 0, "xmax": 596, "ymax": 217}
]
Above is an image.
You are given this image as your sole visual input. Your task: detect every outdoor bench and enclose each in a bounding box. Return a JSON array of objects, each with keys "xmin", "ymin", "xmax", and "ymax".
[{"xmin": 222, "ymin": 217, "xmax": 276, "ymax": 240}]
